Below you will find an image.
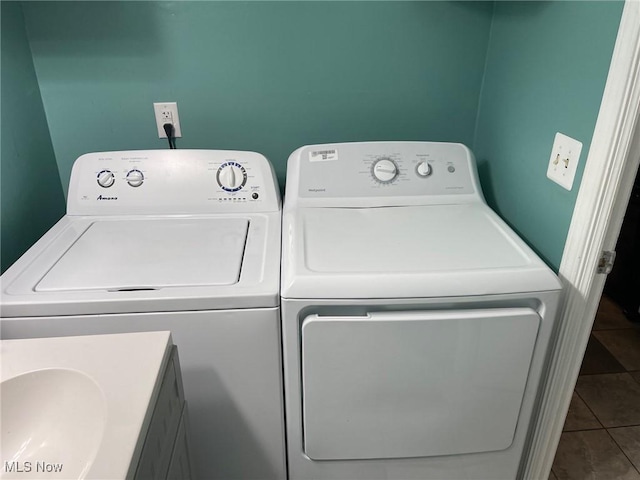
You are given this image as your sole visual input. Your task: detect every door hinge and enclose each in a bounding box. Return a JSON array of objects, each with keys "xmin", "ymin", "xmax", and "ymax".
[{"xmin": 597, "ymin": 250, "xmax": 616, "ymax": 274}]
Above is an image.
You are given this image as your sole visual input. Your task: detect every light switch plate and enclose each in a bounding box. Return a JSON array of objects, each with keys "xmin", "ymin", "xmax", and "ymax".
[{"xmin": 547, "ymin": 132, "xmax": 583, "ymax": 190}]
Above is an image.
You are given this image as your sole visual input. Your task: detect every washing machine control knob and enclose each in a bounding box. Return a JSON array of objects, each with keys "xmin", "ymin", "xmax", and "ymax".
[
  {"xmin": 416, "ymin": 161, "xmax": 432, "ymax": 177},
  {"xmin": 126, "ymin": 169, "xmax": 144, "ymax": 187},
  {"xmin": 97, "ymin": 169, "xmax": 115, "ymax": 188},
  {"xmin": 372, "ymin": 158, "xmax": 398, "ymax": 183},
  {"xmin": 217, "ymin": 162, "xmax": 248, "ymax": 192}
]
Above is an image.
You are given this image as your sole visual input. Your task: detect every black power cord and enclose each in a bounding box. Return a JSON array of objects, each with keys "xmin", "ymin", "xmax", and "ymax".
[{"xmin": 163, "ymin": 123, "xmax": 177, "ymax": 149}]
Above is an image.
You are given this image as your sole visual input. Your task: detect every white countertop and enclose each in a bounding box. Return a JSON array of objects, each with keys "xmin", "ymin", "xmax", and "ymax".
[{"xmin": 1, "ymin": 331, "xmax": 172, "ymax": 480}]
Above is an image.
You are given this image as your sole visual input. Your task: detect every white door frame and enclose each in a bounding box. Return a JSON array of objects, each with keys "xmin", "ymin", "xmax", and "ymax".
[{"xmin": 524, "ymin": 1, "xmax": 640, "ymax": 478}]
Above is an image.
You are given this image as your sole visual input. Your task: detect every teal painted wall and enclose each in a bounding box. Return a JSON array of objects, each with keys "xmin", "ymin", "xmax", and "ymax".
[
  {"xmin": 2, "ymin": 1, "xmax": 624, "ymax": 273},
  {"xmin": 1, "ymin": 2, "xmax": 65, "ymax": 273},
  {"xmin": 22, "ymin": 1, "xmax": 494, "ymax": 197},
  {"xmin": 473, "ymin": 1, "xmax": 623, "ymax": 269}
]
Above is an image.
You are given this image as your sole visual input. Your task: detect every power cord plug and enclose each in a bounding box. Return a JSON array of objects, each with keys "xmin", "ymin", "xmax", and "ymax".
[{"xmin": 163, "ymin": 123, "xmax": 176, "ymax": 149}]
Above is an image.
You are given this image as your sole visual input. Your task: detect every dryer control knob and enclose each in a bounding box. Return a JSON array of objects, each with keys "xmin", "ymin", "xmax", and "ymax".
[
  {"xmin": 416, "ymin": 161, "xmax": 432, "ymax": 177},
  {"xmin": 372, "ymin": 158, "xmax": 398, "ymax": 183},
  {"xmin": 97, "ymin": 169, "xmax": 115, "ymax": 188},
  {"xmin": 126, "ymin": 169, "xmax": 144, "ymax": 187},
  {"xmin": 217, "ymin": 162, "xmax": 248, "ymax": 192}
]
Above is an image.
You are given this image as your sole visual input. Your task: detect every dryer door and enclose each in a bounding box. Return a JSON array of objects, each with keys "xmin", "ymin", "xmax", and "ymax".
[{"xmin": 301, "ymin": 308, "xmax": 540, "ymax": 460}]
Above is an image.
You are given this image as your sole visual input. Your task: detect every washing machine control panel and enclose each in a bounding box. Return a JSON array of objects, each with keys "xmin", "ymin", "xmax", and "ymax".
[
  {"xmin": 217, "ymin": 162, "xmax": 248, "ymax": 191},
  {"xmin": 293, "ymin": 142, "xmax": 481, "ymax": 205},
  {"xmin": 67, "ymin": 150, "xmax": 280, "ymax": 215}
]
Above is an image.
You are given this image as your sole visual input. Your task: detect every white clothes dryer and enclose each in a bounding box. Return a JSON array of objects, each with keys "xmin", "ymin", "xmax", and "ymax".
[
  {"xmin": 1, "ymin": 150, "xmax": 286, "ymax": 480},
  {"xmin": 280, "ymin": 142, "xmax": 562, "ymax": 480}
]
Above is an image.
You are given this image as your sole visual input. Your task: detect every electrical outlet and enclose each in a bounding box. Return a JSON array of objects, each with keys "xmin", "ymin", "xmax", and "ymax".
[
  {"xmin": 153, "ymin": 102, "xmax": 182, "ymax": 138},
  {"xmin": 546, "ymin": 132, "xmax": 582, "ymax": 190}
]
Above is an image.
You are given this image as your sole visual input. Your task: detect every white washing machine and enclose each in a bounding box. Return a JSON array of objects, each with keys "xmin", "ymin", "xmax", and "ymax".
[
  {"xmin": 281, "ymin": 141, "xmax": 562, "ymax": 480},
  {"xmin": 0, "ymin": 150, "xmax": 286, "ymax": 480}
]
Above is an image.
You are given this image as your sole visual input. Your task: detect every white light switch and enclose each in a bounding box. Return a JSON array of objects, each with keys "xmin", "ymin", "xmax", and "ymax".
[{"xmin": 547, "ymin": 132, "xmax": 583, "ymax": 191}]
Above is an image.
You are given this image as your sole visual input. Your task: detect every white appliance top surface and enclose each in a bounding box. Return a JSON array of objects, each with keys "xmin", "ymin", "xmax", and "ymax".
[
  {"xmin": 281, "ymin": 141, "xmax": 561, "ymax": 299},
  {"xmin": 1, "ymin": 212, "xmax": 281, "ymax": 316},
  {"xmin": 303, "ymin": 205, "xmax": 528, "ymax": 274},
  {"xmin": 282, "ymin": 203, "xmax": 560, "ymax": 299},
  {"xmin": 36, "ymin": 218, "xmax": 249, "ymax": 292}
]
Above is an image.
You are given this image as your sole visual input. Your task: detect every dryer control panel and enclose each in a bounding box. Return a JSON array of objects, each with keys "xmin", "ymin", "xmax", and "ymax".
[
  {"xmin": 287, "ymin": 142, "xmax": 484, "ymax": 208},
  {"xmin": 67, "ymin": 150, "xmax": 280, "ymax": 215}
]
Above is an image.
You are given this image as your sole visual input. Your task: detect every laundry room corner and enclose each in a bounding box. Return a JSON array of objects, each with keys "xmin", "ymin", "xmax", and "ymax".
[
  {"xmin": 3, "ymin": 0, "xmax": 626, "ymax": 276},
  {"xmin": 1, "ymin": 1, "xmax": 65, "ymax": 273},
  {"xmin": 473, "ymin": 1, "xmax": 624, "ymax": 270}
]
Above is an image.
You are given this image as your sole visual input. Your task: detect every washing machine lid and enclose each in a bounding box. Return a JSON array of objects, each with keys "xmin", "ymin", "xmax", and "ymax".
[
  {"xmin": 282, "ymin": 203, "xmax": 561, "ymax": 298},
  {"xmin": 2, "ymin": 212, "xmax": 282, "ymax": 316},
  {"xmin": 36, "ymin": 218, "xmax": 249, "ymax": 292}
]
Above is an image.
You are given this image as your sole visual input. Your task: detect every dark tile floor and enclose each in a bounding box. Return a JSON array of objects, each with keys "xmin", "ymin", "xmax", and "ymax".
[{"xmin": 551, "ymin": 296, "xmax": 640, "ymax": 479}]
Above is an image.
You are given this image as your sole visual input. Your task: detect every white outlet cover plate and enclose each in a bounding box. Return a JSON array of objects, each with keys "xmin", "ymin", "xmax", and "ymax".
[
  {"xmin": 546, "ymin": 132, "xmax": 583, "ymax": 191},
  {"xmin": 153, "ymin": 102, "xmax": 182, "ymax": 138}
]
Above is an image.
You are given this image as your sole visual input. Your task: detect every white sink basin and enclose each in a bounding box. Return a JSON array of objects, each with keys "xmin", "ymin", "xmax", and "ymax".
[
  {"xmin": 1, "ymin": 369, "xmax": 106, "ymax": 479},
  {"xmin": 1, "ymin": 332, "xmax": 171, "ymax": 479}
]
